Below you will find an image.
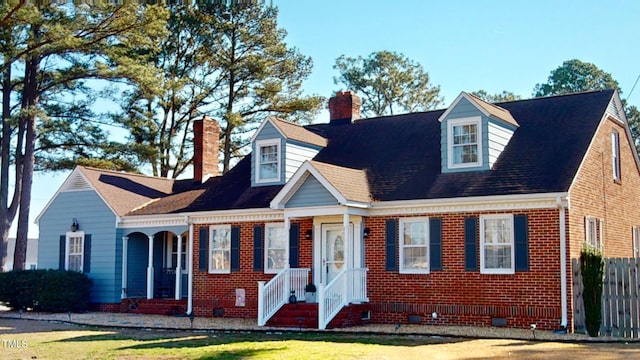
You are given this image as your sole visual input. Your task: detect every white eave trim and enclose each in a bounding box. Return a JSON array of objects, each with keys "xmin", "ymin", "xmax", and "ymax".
[
  {"xmin": 270, "ymin": 161, "xmax": 346, "ymax": 209},
  {"xmin": 118, "ymin": 208, "xmax": 284, "ymax": 228},
  {"xmin": 370, "ymin": 192, "xmax": 569, "ymax": 216}
]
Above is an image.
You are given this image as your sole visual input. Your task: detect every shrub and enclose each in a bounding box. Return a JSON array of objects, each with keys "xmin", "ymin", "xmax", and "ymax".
[
  {"xmin": 0, "ymin": 269, "xmax": 92, "ymax": 312},
  {"xmin": 580, "ymin": 246, "xmax": 605, "ymax": 337}
]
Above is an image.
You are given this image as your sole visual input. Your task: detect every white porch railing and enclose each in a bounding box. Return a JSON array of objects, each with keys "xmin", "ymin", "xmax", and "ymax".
[
  {"xmin": 257, "ymin": 267, "xmax": 310, "ymax": 326},
  {"xmin": 318, "ymin": 268, "xmax": 368, "ymax": 330}
]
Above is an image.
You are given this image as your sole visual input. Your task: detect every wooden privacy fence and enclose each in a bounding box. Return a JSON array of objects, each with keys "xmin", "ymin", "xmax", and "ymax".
[{"xmin": 572, "ymin": 258, "xmax": 640, "ymax": 338}]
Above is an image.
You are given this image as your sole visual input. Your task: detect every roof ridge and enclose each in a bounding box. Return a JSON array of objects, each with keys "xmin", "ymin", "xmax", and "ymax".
[{"xmin": 79, "ymin": 166, "xmax": 175, "ymax": 182}]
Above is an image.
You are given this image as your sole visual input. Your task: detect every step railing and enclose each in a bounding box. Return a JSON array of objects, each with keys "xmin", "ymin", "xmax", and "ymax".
[
  {"xmin": 257, "ymin": 266, "xmax": 310, "ymax": 326},
  {"xmin": 318, "ymin": 267, "xmax": 368, "ymax": 329}
]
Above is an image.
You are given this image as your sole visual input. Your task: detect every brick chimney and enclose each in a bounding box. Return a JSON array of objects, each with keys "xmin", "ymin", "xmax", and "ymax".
[
  {"xmin": 193, "ymin": 116, "xmax": 220, "ymax": 182},
  {"xmin": 329, "ymin": 90, "xmax": 361, "ymax": 124}
]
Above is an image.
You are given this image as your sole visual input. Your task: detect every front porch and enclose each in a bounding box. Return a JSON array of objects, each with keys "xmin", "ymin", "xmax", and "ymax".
[
  {"xmin": 258, "ymin": 266, "xmax": 369, "ymax": 329},
  {"xmin": 121, "ymin": 230, "xmax": 189, "ymax": 302}
]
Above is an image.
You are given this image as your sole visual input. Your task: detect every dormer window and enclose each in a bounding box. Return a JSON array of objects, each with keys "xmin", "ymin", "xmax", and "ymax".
[
  {"xmin": 256, "ymin": 139, "xmax": 280, "ymax": 183},
  {"xmin": 448, "ymin": 116, "xmax": 482, "ymax": 169}
]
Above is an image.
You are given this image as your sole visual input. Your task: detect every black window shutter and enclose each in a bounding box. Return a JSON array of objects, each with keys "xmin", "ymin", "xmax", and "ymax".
[
  {"xmin": 83, "ymin": 234, "xmax": 92, "ymax": 274},
  {"xmin": 385, "ymin": 219, "xmax": 398, "ymax": 271},
  {"xmin": 289, "ymin": 224, "xmax": 300, "ymax": 268},
  {"xmin": 59, "ymin": 235, "xmax": 66, "ymax": 270},
  {"xmin": 198, "ymin": 227, "xmax": 209, "ymax": 272},
  {"xmin": 464, "ymin": 217, "xmax": 478, "ymax": 271},
  {"xmin": 231, "ymin": 226, "xmax": 241, "ymax": 271},
  {"xmin": 514, "ymin": 215, "xmax": 529, "ymax": 272},
  {"xmin": 429, "ymin": 218, "xmax": 442, "ymax": 271},
  {"xmin": 253, "ymin": 225, "xmax": 263, "ymax": 271}
]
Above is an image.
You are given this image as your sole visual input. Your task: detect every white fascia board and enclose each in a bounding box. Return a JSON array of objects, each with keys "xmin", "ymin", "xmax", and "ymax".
[
  {"xmin": 119, "ymin": 207, "xmax": 284, "ymax": 228},
  {"xmin": 270, "ymin": 161, "xmax": 345, "ymax": 209},
  {"xmin": 370, "ymin": 192, "xmax": 569, "ymax": 216},
  {"xmin": 249, "ymin": 117, "xmax": 285, "ymax": 143},
  {"xmin": 437, "ymin": 92, "xmax": 490, "ymax": 123},
  {"xmin": 284, "ymin": 205, "xmax": 369, "ymax": 219}
]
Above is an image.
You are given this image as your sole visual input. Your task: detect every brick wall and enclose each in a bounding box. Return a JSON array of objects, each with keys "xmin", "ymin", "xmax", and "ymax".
[
  {"xmin": 568, "ymin": 116, "xmax": 640, "ymax": 259},
  {"xmin": 192, "ymin": 219, "xmax": 313, "ymax": 318},
  {"xmin": 566, "ymin": 115, "xmax": 640, "ymax": 331},
  {"xmin": 189, "ymin": 209, "xmax": 563, "ymax": 330},
  {"xmin": 364, "ymin": 209, "xmax": 562, "ymax": 330}
]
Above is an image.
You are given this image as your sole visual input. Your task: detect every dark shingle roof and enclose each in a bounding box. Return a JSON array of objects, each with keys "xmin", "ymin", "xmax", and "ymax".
[{"xmin": 129, "ymin": 90, "xmax": 614, "ymax": 214}]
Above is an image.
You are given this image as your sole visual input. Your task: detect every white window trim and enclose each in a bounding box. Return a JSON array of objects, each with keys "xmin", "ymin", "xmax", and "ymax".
[
  {"xmin": 209, "ymin": 225, "xmax": 231, "ymax": 274},
  {"xmin": 633, "ymin": 226, "xmax": 640, "ymax": 258},
  {"xmin": 264, "ymin": 222, "xmax": 288, "ymax": 274},
  {"xmin": 480, "ymin": 214, "xmax": 515, "ymax": 275},
  {"xmin": 255, "ymin": 139, "xmax": 281, "ymax": 183},
  {"xmin": 585, "ymin": 216, "xmax": 602, "ymax": 251},
  {"xmin": 65, "ymin": 231, "xmax": 85, "ymax": 272},
  {"xmin": 447, "ymin": 116, "xmax": 483, "ymax": 169},
  {"xmin": 612, "ymin": 130, "xmax": 621, "ymax": 181},
  {"xmin": 399, "ymin": 217, "xmax": 430, "ymax": 274}
]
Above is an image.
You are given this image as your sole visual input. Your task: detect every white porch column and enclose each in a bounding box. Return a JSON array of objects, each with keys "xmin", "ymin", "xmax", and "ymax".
[
  {"xmin": 284, "ymin": 215, "xmax": 291, "ymax": 267},
  {"xmin": 187, "ymin": 222, "xmax": 194, "ymax": 315},
  {"xmin": 147, "ymin": 234, "xmax": 154, "ymax": 299},
  {"xmin": 343, "ymin": 213, "xmax": 350, "ymax": 269},
  {"xmin": 175, "ymin": 234, "xmax": 183, "ymax": 300},
  {"xmin": 121, "ymin": 236, "xmax": 128, "ymax": 299}
]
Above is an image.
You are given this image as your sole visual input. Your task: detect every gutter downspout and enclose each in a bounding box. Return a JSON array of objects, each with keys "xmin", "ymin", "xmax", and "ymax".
[
  {"xmin": 187, "ymin": 220, "xmax": 194, "ymax": 315},
  {"xmin": 557, "ymin": 197, "xmax": 568, "ymax": 328}
]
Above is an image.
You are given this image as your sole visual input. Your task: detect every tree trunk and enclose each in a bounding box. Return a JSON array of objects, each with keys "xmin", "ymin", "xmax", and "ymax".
[
  {"xmin": 13, "ymin": 48, "xmax": 40, "ymax": 270},
  {"xmin": 1, "ymin": 59, "xmax": 19, "ymax": 269}
]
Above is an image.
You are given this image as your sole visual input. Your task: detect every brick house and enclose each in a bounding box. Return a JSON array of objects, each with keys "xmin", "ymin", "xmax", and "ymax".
[{"xmin": 37, "ymin": 89, "xmax": 640, "ymax": 331}]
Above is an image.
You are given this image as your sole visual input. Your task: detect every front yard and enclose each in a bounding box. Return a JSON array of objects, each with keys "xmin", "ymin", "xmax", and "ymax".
[{"xmin": 1, "ymin": 318, "xmax": 639, "ymax": 359}]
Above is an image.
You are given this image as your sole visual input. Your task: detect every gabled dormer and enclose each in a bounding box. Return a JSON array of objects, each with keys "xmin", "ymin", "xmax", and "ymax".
[
  {"xmin": 439, "ymin": 92, "xmax": 519, "ymax": 173},
  {"xmin": 250, "ymin": 117, "xmax": 327, "ymax": 187}
]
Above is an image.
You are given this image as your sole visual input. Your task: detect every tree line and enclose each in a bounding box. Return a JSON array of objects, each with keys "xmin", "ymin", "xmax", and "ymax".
[{"xmin": 1, "ymin": 2, "xmax": 638, "ymax": 270}]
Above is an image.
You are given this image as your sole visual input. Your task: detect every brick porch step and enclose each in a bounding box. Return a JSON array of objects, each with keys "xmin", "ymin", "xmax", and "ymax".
[
  {"xmin": 122, "ymin": 299, "xmax": 187, "ymax": 316},
  {"xmin": 266, "ymin": 303, "xmax": 372, "ymax": 329}
]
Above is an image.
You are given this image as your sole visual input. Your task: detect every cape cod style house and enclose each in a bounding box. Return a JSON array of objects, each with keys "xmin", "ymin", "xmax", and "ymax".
[{"xmin": 37, "ymin": 89, "xmax": 640, "ymax": 331}]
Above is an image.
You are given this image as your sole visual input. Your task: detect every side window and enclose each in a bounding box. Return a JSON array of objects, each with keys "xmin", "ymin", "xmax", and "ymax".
[
  {"xmin": 265, "ymin": 223, "xmax": 288, "ymax": 273},
  {"xmin": 399, "ymin": 218, "xmax": 429, "ymax": 274},
  {"xmin": 209, "ymin": 225, "xmax": 231, "ymax": 273},
  {"xmin": 66, "ymin": 231, "xmax": 85, "ymax": 272},
  {"xmin": 480, "ymin": 214, "xmax": 514, "ymax": 274},
  {"xmin": 633, "ymin": 226, "xmax": 640, "ymax": 258},
  {"xmin": 612, "ymin": 130, "xmax": 621, "ymax": 182},
  {"xmin": 585, "ymin": 217, "xmax": 602, "ymax": 251}
]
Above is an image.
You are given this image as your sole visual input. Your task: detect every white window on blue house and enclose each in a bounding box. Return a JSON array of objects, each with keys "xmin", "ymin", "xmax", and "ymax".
[
  {"xmin": 66, "ymin": 231, "xmax": 85, "ymax": 272},
  {"xmin": 265, "ymin": 223, "xmax": 288, "ymax": 273},
  {"xmin": 612, "ymin": 130, "xmax": 621, "ymax": 182},
  {"xmin": 480, "ymin": 214, "xmax": 514, "ymax": 274},
  {"xmin": 209, "ymin": 225, "xmax": 231, "ymax": 273},
  {"xmin": 399, "ymin": 217, "xmax": 429, "ymax": 274},
  {"xmin": 448, "ymin": 116, "xmax": 482, "ymax": 169},
  {"xmin": 256, "ymin": 139, "xmax": 280, "ymax": 183},
  {"xmin": 167, "ymin": 235, "xmax": 187, "ymax": 272}
]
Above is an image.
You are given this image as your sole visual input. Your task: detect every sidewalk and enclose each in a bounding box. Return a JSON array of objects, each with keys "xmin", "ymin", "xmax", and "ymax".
[{"xmin": 0, "ymin": 307, "xmax": 629, "ymax": 343}]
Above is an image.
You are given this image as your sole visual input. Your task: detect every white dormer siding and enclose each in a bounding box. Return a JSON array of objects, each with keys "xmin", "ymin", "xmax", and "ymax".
[
  {"xmin": 440, "ymin": 93, "xmax": 518, "ymax": 173},
  {"xmin": 251, "ymin": 119, "xmax": 325, "ymax": 187}
]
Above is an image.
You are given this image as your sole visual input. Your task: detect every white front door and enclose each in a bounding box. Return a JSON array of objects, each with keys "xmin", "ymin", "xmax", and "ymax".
[{"xmin": 321, "ymin": 224, "xmax": 351, "ymax": 285}]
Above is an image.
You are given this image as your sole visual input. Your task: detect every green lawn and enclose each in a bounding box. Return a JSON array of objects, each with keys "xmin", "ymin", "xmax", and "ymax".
[{"xmin": 2, "ymin": 318, "xmax": 639, "ymax": 360}]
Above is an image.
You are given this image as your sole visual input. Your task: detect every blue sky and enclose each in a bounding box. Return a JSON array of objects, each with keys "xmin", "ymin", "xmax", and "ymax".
[{"xmin": 18, "ymin": 0, "xmax": 640, "ymax": 237}]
